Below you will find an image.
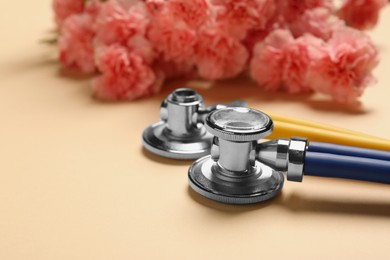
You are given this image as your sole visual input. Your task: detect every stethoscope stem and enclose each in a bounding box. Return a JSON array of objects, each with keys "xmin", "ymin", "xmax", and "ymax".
[{"xmin": 304, "ymin": 151, "xmax": 390, "ymax": 184}]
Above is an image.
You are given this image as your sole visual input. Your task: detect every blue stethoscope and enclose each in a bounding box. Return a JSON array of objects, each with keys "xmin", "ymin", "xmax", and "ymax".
[{"xmin": 142, "ymin": 89, "xmax": 390, "ymax": 205}]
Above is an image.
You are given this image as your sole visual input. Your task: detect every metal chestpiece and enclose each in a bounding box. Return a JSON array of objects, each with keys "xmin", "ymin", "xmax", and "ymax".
[
  {"xmin": 188, "ymin": 107, "xmax": 307, "ymax": 205},
  {"xmin": 142, "ymin": 88, "xmax": 246, "ymax": 159}
]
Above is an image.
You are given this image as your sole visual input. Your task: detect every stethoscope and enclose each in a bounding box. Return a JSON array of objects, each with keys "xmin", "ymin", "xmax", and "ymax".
[{"xmin": 143, "ymin": 88, "xmax": 390, "ymax": 205}]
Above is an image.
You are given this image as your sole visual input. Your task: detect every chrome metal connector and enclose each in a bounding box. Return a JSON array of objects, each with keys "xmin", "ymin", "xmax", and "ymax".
[{"xmin": 256, "ymin": 137, "xmax": 308, "ymax": 182}]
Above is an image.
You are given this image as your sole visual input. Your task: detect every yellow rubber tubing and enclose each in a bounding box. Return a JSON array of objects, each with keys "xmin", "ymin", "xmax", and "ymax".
[
  {"xmin": 269, "ymin": 121, "xmax": 390, "ymax": 151},
  {"xmin": 268, "ymin": 112, "xmax": 388, "ymax": 142}
]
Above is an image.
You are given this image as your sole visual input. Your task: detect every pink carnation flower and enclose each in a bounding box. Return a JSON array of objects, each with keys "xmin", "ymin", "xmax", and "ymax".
[
  {"xmin": 116, "ymin": 0, "xmax": 145, "ymax": 10},
  {"xmin": 277, "ymin": 0, "xmax": 334, "ymax": 23},
  {"xmin": 93, "ymin": 45, "xmax": 162, "ymax": 100},
  {"xmin": 195, "ymin": 24, "xmax": 249, "ymax": 80},
  {"xmin": 338, "ymin": 0, "xmax": 387, "ymax": 30},
  {"xmin": 53, "ymin": 0, "xmax": 84, "ymax": 26},
  {"xmin": 250, "ymin": 29, "xmax": 326, "ymax": 93},
  {"xmin": 243, "ymin": 19, "xmax": 286, "ymax": 56},
  {"xmin": 168, "ymin": 0, "xmax": 210, "ymax": 29},
  {"xmin": 212, "ymin": 0, "xmax": 276, "ymax": 39},
  {"xmin": 147, "ymin": 15, "xmax": 197, "ymax": 64},
  {"xmin": 84, "ymin": 0, "xmax": 103, "ymax": 21},
  {"xmin": 95, "ymin": 1, "xmax": 155, "ymax": 63},
  {"xmin": 126, "ymin": 34, "xmax": 156, "ymax": 64},
  {"xmin": 308, "ymin": 28, "xmax": 379, "ymax": 103},
  {"xmin": 282, "ymin": 34, "xmax": 327, "ymax": 93},
  {"xmin": 145, "ymin": 0, "xmax": 166, "ymax": 16},
  {"xmin": 250, "ymin": 29, "xmax": 293, "ymax": 91},
  {"xmin": 58, "ymin": 13, "xmax": 96, "ymax": 73},
  {"xmin": 290, "ymin": 7, "xmax": 345, "ymax": 40},
  {"xmin": 96, "ymin": 1, "xmax": 148, "ymax": 46}
]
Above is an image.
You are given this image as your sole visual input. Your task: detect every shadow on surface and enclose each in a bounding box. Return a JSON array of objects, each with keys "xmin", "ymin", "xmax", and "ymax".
[
  {"xmin": 0, "ymin": 55, "xmax": 59, "ymax": 76},
  {"xmin": 141, "ymin": 147, "xmax": 194, "ymax": 166},
  {"xmin": 187, "ymin": 186, "xmax": 390, "ymax": 217},
  {"xmin": 58, "ymin": 67, "xmax": 94, "ymax": 80},
  {"xmin": 283, "ymin": 192, "xmax": 390, "ymax": 217},
  {"xmin": 187, "ymin": 186, "xmax": 282, "ymax": 213}
]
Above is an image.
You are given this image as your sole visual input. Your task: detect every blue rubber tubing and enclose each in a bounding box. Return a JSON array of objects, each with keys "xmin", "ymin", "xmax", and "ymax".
[
  {"xmin": 308, "ymin": 142, "xmax": 390, "ymax": 161},
  {"xmin": 304, "ymin": 151, "xmax": 390, "ymax": 184}
]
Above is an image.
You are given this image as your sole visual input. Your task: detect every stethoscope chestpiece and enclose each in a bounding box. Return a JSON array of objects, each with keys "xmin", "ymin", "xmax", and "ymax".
[
  {"xmin": 143, "ymin": 88, "xmax": 212, "ymax": 159},
  {"xmin": 142, "ymin": 88, "xmax": 246, "ymax": 159},
  {"xmin": 188, "ymin": 107, "xmax": 285, "ymax": 204}
]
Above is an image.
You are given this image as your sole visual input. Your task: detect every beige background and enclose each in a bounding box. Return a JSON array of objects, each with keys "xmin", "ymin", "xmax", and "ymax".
[{"xmin": 1, "ymin": 1, "xmax": 390, "ymax": 259}]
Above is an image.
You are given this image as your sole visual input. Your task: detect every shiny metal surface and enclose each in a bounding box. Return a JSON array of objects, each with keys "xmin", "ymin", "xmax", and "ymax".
[
  {"xmin": 287, "ymin": 137, "xmax": 308, "ymax": 182},
  {"xmin": 218, "ymin": 139, "xmax": 252, "ymax": 172},
  {"xmin": 256, "ymin": 137, "xmax": 308, "ymax": 182},
  {"xmin": 188, "ymin": 107, "xmax": 284, "ymax": 204},
  {"xmin": 256, "ymin": 139, "xmax": 289, "ymax": 170},
  {"xmin": 142, "ymin": 121, "xmax": 212, "ymax": 159},
  {"xmin": 205, "ymin": 107, "xmax": 274, "ymax": 173},
  {"xmin": 188, "ymin": 156, "xmax": 284, "ymax": 204},
  {"xmin": 205, "ymin": 107, "xmax": 273, "ymax": 142},
  {"xmin": 142, "ymin": 88, "xmax": 247, "ymax": 159}
]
